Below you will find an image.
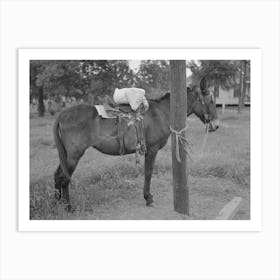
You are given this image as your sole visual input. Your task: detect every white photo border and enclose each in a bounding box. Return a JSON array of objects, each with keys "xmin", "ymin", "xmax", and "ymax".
[{"xmin": 19, "ymin": 48, "xmax": 262, "ymax": 232}]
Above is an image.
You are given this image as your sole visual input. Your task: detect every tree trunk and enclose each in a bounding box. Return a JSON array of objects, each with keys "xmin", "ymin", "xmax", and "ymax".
[
  {"xmin": 242, "ymin": 61, "xmax": 247, "ymax": 106},
  {"xmin": 238, "ymin": 61, "xmax": 246, "ymax": 113},
  {"xmin": 214, "ymin": 81, "xmax": 219, "ymax": 102},
  {"xmin": 37, "ymin": 86, "xmax": 45, "ymax": 117},
  {"xmin": 170, "ymin": 60, "xmax": 189, "ymax": 215}
]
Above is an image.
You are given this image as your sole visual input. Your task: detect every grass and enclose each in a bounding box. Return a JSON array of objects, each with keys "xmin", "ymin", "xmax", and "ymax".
[{"xmin": 29, "ymin": 107, "xmax": 250, "ymax": 220}]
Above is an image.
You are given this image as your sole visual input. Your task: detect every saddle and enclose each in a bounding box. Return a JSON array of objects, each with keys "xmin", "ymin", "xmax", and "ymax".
[
  {"xmin": 101, "ymin": 96, "xmax": 147, "ymax": 159},
  {"xmin": 104, "ymin": 95, "xmax": 134, "ymax": 113}
]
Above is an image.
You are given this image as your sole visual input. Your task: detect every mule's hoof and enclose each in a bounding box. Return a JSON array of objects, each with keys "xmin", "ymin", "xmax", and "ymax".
[
  {"xmin": 54, "ymin": 191, "xmax": 61, "ymax": 200},
  {"xmin": 65, "ymin": 204, "xmax": 74, "ymax": 213},
  {"xmin": 145, "ymin": 196, "xmax": 154, "ymax": 207}
]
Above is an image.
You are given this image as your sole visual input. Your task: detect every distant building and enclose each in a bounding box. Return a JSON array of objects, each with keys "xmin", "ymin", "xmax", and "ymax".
[
  {"xmin": 211, "ymin": 81, "xmax": 250, "ymax": 105},
  {"xmin": 187, "ymin": 76, "xmax": 250, "ymax": 106}
]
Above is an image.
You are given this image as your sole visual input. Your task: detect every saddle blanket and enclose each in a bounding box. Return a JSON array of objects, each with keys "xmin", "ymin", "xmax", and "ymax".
[{"xmin": 95, "ymin": 105, "xmax": 116, "ymax": 119}]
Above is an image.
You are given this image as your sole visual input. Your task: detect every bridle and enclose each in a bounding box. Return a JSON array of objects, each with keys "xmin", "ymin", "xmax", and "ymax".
[{"xmin": 191, "ymin": 89, "xmax": 215, "ymax": 125}]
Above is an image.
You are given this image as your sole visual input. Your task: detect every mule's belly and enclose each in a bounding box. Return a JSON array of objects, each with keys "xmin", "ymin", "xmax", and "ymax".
[
  {"xmin": 94, "ymin": 117, "xmax": 142, "ymax": 155},
  {"xmin": 93, "ymin": 135, "xmax": 136, "ymax": 155}
]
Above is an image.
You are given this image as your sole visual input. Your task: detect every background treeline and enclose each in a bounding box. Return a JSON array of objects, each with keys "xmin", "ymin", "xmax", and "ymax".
[{"xmin": 30, "ymin": 60, "xmax": 250, "ymax": 116}]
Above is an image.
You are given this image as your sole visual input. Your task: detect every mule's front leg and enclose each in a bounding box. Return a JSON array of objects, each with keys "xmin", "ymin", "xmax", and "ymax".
[{"xmin": 144, "ymin": 147, "xmax": 158, "ymax": 206}]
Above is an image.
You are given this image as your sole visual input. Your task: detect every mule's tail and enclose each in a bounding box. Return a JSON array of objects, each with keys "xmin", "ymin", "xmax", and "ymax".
[{"xmin": 53, "ymin": 117, "xmax": 71, "ymax": 180}]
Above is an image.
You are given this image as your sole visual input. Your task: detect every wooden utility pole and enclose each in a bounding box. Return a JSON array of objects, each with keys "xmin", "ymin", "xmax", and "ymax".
[{"xmin": 170, "ymin": 60, "xmax": 189, "ymax": 215}]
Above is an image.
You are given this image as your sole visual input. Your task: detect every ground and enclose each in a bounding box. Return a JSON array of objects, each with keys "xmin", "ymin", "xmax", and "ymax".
[{"xmin": 30, "ymin": 106, "xmax": 250, "ymax": 220}]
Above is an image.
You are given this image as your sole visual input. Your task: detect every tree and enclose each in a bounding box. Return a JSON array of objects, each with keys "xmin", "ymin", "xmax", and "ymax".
[
  {"xmin": 135, "ymin": 60, "xmax": 170, "ymax": 98},
  {"xmin": 37, "ymin": 86, "xmax": 45, "ymax": 117},
  {"xmin": 79, "ymin": 60, "xmax": 134, "ymax": 98},
  {"xmin": 30, "ymin": 60, "xmax": 136, "ymax": 115},
  {"xmin": 238, "ymin": 60, "xmax": 249, "ymax": 113},
  {"xmin": 31, "ymin": 60, "xmax": 86, "ymax": 115},
  {"xmin": 187, "ymin": 60, "xmax": 238, "ymax": 99},
  {"xmin": 30, "ymin": 60, "xmax": 47, "ymax": 116},
  {"xmin": 170, "ymin": 60, "xmax": 189, "ymax": 215},
  {"xmin": 36, "ymin": 60, "xmax": 82, "ymax": 97}
]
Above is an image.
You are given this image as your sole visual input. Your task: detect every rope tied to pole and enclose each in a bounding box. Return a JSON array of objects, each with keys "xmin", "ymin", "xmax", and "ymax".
[{"xmin": 170, "ymin": 125, "xmax": 192, "ymax": 162}]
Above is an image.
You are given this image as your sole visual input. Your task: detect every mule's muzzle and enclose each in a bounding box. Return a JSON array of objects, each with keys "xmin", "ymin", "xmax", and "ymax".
[{"xmin": 208, "ymin": 119, "xmax": 219, "ymax": 132}]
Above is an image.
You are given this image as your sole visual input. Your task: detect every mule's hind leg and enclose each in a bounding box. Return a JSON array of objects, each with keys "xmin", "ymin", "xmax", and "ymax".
[
  {"xmin": 144, "ymin": 146, "xmax": 158, "ymax": 206},
  {"xmin": 54, "ymin": 165, "xmax": 63, "ymax": 200},
  {"xmin": 54, "ymin": 150, "xmax": 85, "ymax": 211},
  {"xmin": 54, "ymin": 165, "xmax": 71, "ymax": 205}
]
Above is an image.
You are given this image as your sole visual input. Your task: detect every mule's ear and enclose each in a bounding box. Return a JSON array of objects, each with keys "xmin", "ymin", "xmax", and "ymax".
[{"xmin": 200, "ymin": 77, "xmax": 208, "ymax": 95}]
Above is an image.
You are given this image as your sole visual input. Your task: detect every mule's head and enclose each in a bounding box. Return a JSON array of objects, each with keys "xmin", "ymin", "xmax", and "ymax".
[{"xmin": 190, "ymin": 78, "xmax": 219, "ymax": 132}]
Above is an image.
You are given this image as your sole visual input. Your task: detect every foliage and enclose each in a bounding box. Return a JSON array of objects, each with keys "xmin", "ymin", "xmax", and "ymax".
[
  {"xmin": 135, "ymin": 60, "xmax": 170, "ymax": 96},
  {"xmin": 187, "ymin": 60, "xmax": 239, "ymax": 89},
  {"xmin": 31, "ymin": 60, "xmax": 135, "ymax": 98},
  {"xmin": 80, "ymin": 60, "xmax": 135, "ymax": 97},
  {"xmin": 30, "ymin": 59, "xmax": 172, "ymax": 109}
]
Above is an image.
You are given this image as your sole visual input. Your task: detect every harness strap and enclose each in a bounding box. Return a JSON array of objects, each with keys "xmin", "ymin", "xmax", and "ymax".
[
  {"xmin": 115, "ymin": 109, "xmax": 146, "ymax": 161},
  {"xmin": 117, "ymin": 115, "xmax": 125, "ymax": 155}
]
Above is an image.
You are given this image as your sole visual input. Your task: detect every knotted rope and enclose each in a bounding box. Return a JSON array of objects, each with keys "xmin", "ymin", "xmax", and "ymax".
[{"xmin": 170, "ymin": 125, "xmax": 192, "ymax": 162}]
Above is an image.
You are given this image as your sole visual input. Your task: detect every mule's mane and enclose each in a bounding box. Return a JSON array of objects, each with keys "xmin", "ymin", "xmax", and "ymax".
[
  {"xmin": 148, "ymin": 90, "xmax": 197, "ymax": 103},
  {"xmin": 148, "ymin": 92, "xmax": 170, "ymax": 103},
  {"xmin": 187, "ymin": 90, "xmax": 198, "ymax": 99}
]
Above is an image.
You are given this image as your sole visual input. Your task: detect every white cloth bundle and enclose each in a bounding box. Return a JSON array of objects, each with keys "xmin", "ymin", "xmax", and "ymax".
[{"xmin": 113, "ymin": 88, "xmax": 149, "ymax": 111}]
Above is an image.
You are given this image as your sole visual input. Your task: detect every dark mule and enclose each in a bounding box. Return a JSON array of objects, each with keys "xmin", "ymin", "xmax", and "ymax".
[{"xmin": 53, "ymin": 86, "xmax": 219, "ymax": 209}]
